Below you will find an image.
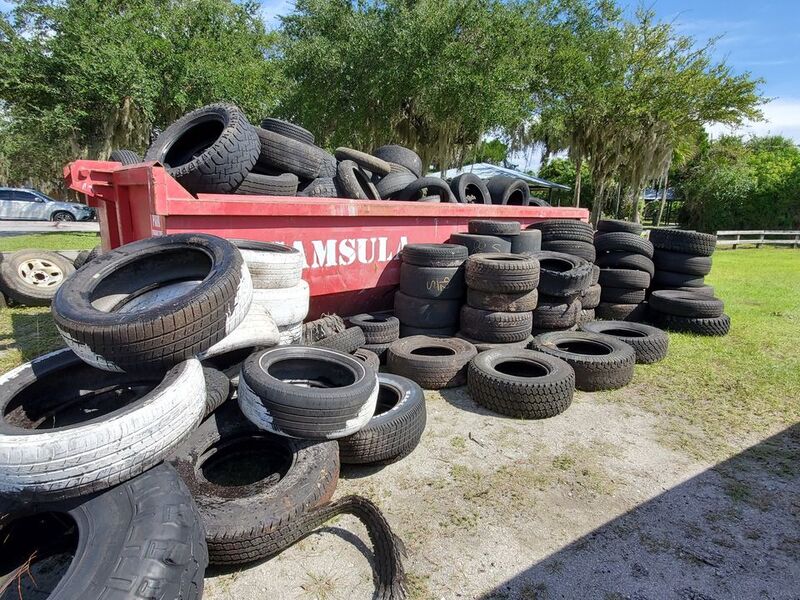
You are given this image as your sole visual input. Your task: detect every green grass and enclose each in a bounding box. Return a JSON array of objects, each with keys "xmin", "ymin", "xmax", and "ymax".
[
  {"xmin": 603, "ymin": 247, "xmax": 800, "ymax": 460},
  {"xmin": 0, "ymin": 306, "xmax": 63, "ymax": 374},
  {"xmin": 0, "ymin": 232, "xmax": 99, "ymax": 252}
]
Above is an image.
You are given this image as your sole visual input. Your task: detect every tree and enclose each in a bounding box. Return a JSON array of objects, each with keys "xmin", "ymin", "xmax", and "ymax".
[
  {"xmin": 472, "ymin": 139, "xmax": 509, "ymax": 165},
  {"xmin": 0, "ymin": 0, "xmax": 282, "ymax": 191},
  {"xmin": 538, "ymin": 156, "xmax": 593, "ymax": 209}
]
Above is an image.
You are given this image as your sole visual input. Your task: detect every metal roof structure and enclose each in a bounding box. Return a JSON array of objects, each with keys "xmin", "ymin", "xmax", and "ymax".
[{"xmin": 429, "ymin": 162, "xmax": 571, "ymax": 191}]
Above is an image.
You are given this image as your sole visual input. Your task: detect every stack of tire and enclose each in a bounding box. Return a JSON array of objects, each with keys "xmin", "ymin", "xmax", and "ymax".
[
  {"xmin": 593, "ymin": 220, "xmax": 654, "ymax": 322},
  {"xmin": 458, "ymin": 252, "xmax": 538, "ymax": 350},
  {"xmin": 449, "ymin": 219, "xmax": 542, "ymax": 255},
  {"xmin": 526, "ymin": 219, "xmax": 600, "ymax": 325},
  {"xmin": 393, "ymin": 243, "xmax": 467, "ymax": 337},
  {"xmin": 349, "ymin": 312, "xmax": 401, "ymax": 365},
  {"xmin": 648, "ymin": 229, "xmax": 729, "ymax": 335},
  {"xmin": 528, "ymin": 251, "xmax": 594, "ymax": 334}
]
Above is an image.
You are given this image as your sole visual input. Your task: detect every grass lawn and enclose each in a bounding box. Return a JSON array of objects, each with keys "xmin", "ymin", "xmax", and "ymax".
[{"xmin": 0, "ymin": 232, "xmax": 99, "ymax": 252}]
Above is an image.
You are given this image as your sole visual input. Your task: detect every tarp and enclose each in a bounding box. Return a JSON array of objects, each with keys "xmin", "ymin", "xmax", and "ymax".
[{"xmin": 429, "ymin": 162, "xmax": 571, "ymax": 191}]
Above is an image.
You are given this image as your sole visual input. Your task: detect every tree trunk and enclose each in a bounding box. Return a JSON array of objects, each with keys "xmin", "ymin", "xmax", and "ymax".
[
  {"xmin": 630, "ymin": 187, "xmax": 641, "ymax": 224},
  {"xmin": 573, "ymin": 157, "xmax": 582, "ymax": 208},
  {"xmin": 612, "ymin": 183, "xmax": 622, "ymax": 218},
  {"xmin": 655, "ymin": 170, "xmax": 669, "ymax": 226},
  {"xmin": 590, "ymin": 180, "xmax": 606, "ymax": 225}
]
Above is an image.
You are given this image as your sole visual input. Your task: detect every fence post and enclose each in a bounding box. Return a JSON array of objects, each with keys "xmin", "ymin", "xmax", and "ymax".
[
  {"xmin": 756, "ymin": 232, "xmax": 764, "ymax": 248},
  {"xmin": 794, "ymin": 234, "xmax": 799, "ymax": 249},
  {"xmin": 733, "ymin": 233, "xmax": 740, "ymax": 250}
]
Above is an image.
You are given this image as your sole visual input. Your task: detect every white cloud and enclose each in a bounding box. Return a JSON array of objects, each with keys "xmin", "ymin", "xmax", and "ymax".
[{"xmin": 706, "ymin": 98, "xmax": 800, "ymax": 143}]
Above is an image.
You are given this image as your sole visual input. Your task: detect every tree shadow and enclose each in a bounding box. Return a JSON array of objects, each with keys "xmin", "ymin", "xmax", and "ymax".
[
  {"xmin": 478, "ymin": 423, "xmax": 800, "ymax": 599},
  {"xmin": 0, "ymin": 307, "xmax": 64, "ymax": 365}
]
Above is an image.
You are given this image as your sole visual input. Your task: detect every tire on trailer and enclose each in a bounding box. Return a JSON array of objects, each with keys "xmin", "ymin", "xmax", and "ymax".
[
  {"xmin": 253, "ymin": 128, "xmax": 329, "ymax": 180},
  {"xmin": 376, "ymin": 171, "xmax": 417, "ymax": 198},
  {"xmin": 450, "ymin": 173, "xmax": 491, "ymax": 204},
  {"xmin": 239, "ymin": 346, "xmax": 379, "ymax": 439},
  {"xmin": 109, "ymin": 148, "xmax": 141, "ymax": 165},
  {"xmin": 260, "ymin": 118, "xmax": 315, "ymax": 145},
  {"xmin": 400, "ymin": 262, "xmax": 465, "ymax": 300},
  {"xmin": 448, "ymin": 232, "xmax": 512, "ymax": 255},
  {"xmin": 486, "ymin": 176, "xmax": 530, "ymax": 205},
  {"xmin": 649, "ymin": 229, "xmax": 717, "ymax": 256},
  {"xmin": 145, "ymin": 103, "xmax": 259, "ymax": 194},
  {"xmin": 349, "ymin": 313, "xmax": 400, "ymax": 344},
  {"xmin": 648, "ymin": 290, "xmax": 724, "ymax": 318},
  {"xmin": 299, "ymin": 177, "xmax": 340, "ymax": 198},
  {"xmin": 532, "ymin": 331, "xmax": 636, "ymax": 391},
  {"xmin": 468, "ymin": 348, "xmax": 575, "ymax": 419},
  {"xmin": 460, "ymin": 305, "xmax": 533, "ymax": 343},
  {"xmin": 0, "ymin": 463, "xmax": 207, "ymax": 599},
  {"xmin": 396, "ymin": 176, "xmax": 457, "ymax": 203},
  {"xmin": 527, "ymin": 251, "xmax": 592, "ymax": 297},
  {"xmin": 233, "ymin": 239, "xmax": 303, "ymax": 289},
  {"xmin": 313, "ymin": 327, "xmax": 367, "ymax": 354},
  {"xmin": 235, "ymin": 172, "xmax": 299, "ymax": 196},
  {"xmin": 468, "ymin": 220, "xmax": 521, "ymax": 236},
  {"xmin": 0, "ymin": 349, "xmax": 206, "ymax": 499},
  {"xmin": 0, "ymin": 250, "xmax": 75, "ymax": 306},
  {"xmin": 335, "ymin": 147, "xmax": 391, "ymax": 177},
  {"xmin": 387, "ymin": 335, "xmax": 477, "ymax": 389},
  {"xmin": 336, "ymin": 160, "xmax": 381, "ymax": 200},
  {"xmin": 338, "ymin": 373, "xmax": 426, "ymax": 464},
  {"xmin": 581, "ymin": 320, "xmax": 668, "ymax": 364},
  {"xmin": 167, "ymin": 400, "xmax": 338, "ymax": 565},
  {"xmin": 465, "ymin": 253, "xmax": 540, "ymax": 293},
  {"xmin": 372, "ymin": 145, "xmax": 423, "ymax": 177},
  {"xmin": 52, "ymin": 234, "xmax": 252, "ymax": 373}
]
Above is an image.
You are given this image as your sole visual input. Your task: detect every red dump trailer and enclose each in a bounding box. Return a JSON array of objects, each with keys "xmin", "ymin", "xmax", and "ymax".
[{"xmin": 65, "ymin": 160, "xmax": 588, "ymax": 318}]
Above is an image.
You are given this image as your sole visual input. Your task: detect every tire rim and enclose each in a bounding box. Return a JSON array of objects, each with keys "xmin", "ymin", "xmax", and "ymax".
[
  {"xmin": 53, "ymin": 213, "xmax": 73, "ymax": 221},
  {"xmin": 17, "ymin": 259, "xmax": 64, "ymax": 287}
]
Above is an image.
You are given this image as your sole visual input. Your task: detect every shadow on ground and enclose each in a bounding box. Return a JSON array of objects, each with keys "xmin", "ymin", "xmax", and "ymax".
[
  {"xmin": 1, "ymin": 308, "xmax": 62, "ymax": 362},
  {"xmin": 480, "ymin": 423, "xmax": 800, "ymax": 600}
]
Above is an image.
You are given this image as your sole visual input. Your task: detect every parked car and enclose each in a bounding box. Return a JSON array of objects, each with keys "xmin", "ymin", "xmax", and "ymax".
[{"xmin": 0, "ymin": 187, "xmax": 95, "ymax": 221}]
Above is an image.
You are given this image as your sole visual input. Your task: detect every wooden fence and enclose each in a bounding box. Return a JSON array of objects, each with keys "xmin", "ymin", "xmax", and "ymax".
[{"xmin": 716, "ymin": 230, "xmax": 800, "ymax": 249}]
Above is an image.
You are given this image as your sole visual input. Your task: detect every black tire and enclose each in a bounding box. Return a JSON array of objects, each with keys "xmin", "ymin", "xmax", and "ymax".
[
  {"xmin": 460, "ymin": 305, "xmax": 533, "ymax": 343},
  {"xmin": 145, "ymin": 103, "xmax": 259, "ymax": 194},
  {"xmin": 387, "ymin": 336, "xmax": 477, "ymax": 389},
  {"xmin": 73, "ymin": 249, "xmax": 91, "ymax": 269},
  {"xmin": 397, "ymin": 176, "xmax": 457, "ymax": 203},
  {"xmin": 299, "ymin": 177, "xmax": 340, "ymax": 198},
  {"xmin": 318, "ymin": 150, "xmax": 338, "ymax": 178},
  {"xmin": 580, "ymin": 320, "xmax": 668, "ymax": 364},
  {"xmin": 533, "ymin": 297, "xmax": 581, "ymax": 330},
  {"xmin": 373, "ymin": 145, "xmax": 423, "ymax": 177},
  {"xmin": 399, "ymin": 324, "xmax": 458, "ymax": 337},
  {"xmin": 239, "ymin": 346, "xmax": 378, "ymax": 439},
  {"xmin": 167, "ymin": 401, "xmax": 338, "ymax": 565},
  {"xmin": 353, "ymin": 348, "xmax": 381, "ymax": 371},
  {"xmin": 401, "ymin": 243, "xmax": 468, "ymax": 267},
  {"xmin": 468, "ymin": 220, "xmax": 521, "ymax": 235},
  {"xmin": 527, "ymin": 219, "xmax": 594, "ymax": 243},
  {"xmin": 541, "ymin": 239, "xmax": 596, "ymax": 262},
  {"xmin": 50, "ymin": 210, "xmax": 76, "ymax": 222},
  {"xmin": 595, "ymin": 302, "xmax": 649, "ymax": 322},
  {"xmin": 362, "ymin": 342, "xmax": 392, "ymax": 364},
  {"xmin": 596, "ymin": 252, "xmax": 655, "ymax": 276},
  {"xmin": 649, "ymin": 290, "xmax": 724, "ymax": 318},
  {"xmin": 254, "ymin": 127, "xmax": 330, "ymax": 180},
  {"xmin": 109, "ymin": 148, "xmax": 141, "ymax": 165},
  {"xmin": 467, "ymin": 287, "xmax": 538, "ymax": 312},
  {"xmin": 203, "ymin": 367, "xmax": 231, "ymax": 417},
  {"xmin": 594, "ymin": 232, "xmax": 654, "ymax": 258},
  {"xmin": 338, "ymin": 373, "xmax": 426, "ymax": 464},
  {"xmin": 650, "ymin": 284, "xmax": 715, "ymax": 297},
  {"xmin": 468, "ymin": 349, "xmax": 575, "ymax": 419},
  {"xmin": 376, "ymin": 170, "xmax": 417, "ymax": 198},
  {"xmin": 0, "ymin": 464, "xmax": 207, "ymax": 599},
  {"xmin": 235, "ymin": 172, "xmax": 299, "ymax": 196},
  {"xmin": 348, "ymin": 313, "xmax": 400, "ymax": 344},
  {"xmin": 336, "ymin": 160, "xmax": 381, "ymax": 200},
  {"xmin": 532, "ymin": 331, "xmax": 636, "ymax": 391},
  {"xmin": 400, "ymin": 262, "xmax": 465, "ymax": 300},
  {"xmin": 260, "ymin": 117, "xmax": 315, "ymax": 145},
  {"xmin": 651, "ymin": 312, "xmax": 730, "ymax": 336},
  {"xmin": 393, "ymin": 291, "xmax": 461, "ymax": 327},
  {"xmin": 580, "ymin": 283, "xmax": 601, "ymax": 310},
  {"xmin": 652, "ymin": 269, "xmax": 705, "ymax": 288},
  {"xmin": 0, "ymin": 250, "xmax": 75, "ymax": 306},
  {"xmin": 529, "ymin": 197, "xmax": 551, "ymax": 207},
  {"xmin": 596, "ymin": 219, "xmax": 642, "ymax": 234},
  {"xmin": 510, "ymin": 230, "xmax": 542, "ymax": 253},
  {"xmin": 335, "ymin": 147, "xmax": 391, "ymax": 176},
  {"xmin": 85, "ymin": 245, "xmax": 103, "ymax": 262},
  {"xmin": 600, "ymin": 286, "xmax": 647, "ymax": 304},
  {"xmin": 598, "ymin": 268, "xmax": 651, "ymax": 289},
  {"xmin": 652, "ymin": 249, "xmax": 713, "ymax": 276},
  {"xmin": 486, "ymin": 176, "xmax": 530, "ymax": 205},
  {"xmin": 313, "ymin": 327, "xmax": 367, "ymax": 353},
  {"xmin": 448, "ymin": 232, "xmax": 512, "ymax": 254},
  {"xmin": 52, "ymin": 233, "xmax": 251, "ymax": 373},
  {"xmin": 465, "ymin": 253, "xmax": 540, "ymax": 293},
  {"xmin": 454, "ymin": 333, "xmax": 534, "ymax": 352},
  {"xmin": 527, "ymin": 251, "xmax": 592, "ymax": 297},
  {"xmin": 649, "ymin": 229, "xmax": 717, "ymax": 257},
  {"xmin": 450, "ymin": 173, "xmax": 491, "ymax": 204},
  {"xmin": 591, "ymin": 264, "xmax": 600, "ymax": 285}
]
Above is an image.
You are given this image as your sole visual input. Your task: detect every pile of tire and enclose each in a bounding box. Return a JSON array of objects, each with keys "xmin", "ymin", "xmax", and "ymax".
[
  {"xmin": 449, "ymin": 219, "xmax": 542, "ymax": 255},
  {"xmin": 527, "ymin": 250, "xmax": 595, "ymax": 333},
  {"xmin": 593, "ymin": 219, "xmax": 654, "ymax": 322},
  {"xmin": 458, "ymin": 251, "xmax": 538, "ymax": 350},
  {"xmin": 394, "ymin": 243, "xmax": 467, "ymax": 337},
  {"xmin": 0, "ymin": 232, "xmax": 408, "ymax": 598},
  {"xmin": 526, "ymin": 219, "xmax": 600, "ymax": 325}
]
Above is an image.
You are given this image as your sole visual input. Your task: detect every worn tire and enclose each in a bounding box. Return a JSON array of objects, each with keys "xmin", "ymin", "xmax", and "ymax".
[
  {"xmin": 336, "ymin": 160, "xmax": 381, "ymax": 200},
  {"xmin": 596, "ymin": 251, "xmax": 655, "ymax": 276},
  {"xmin": 197, "ymin": 302, "xmax": 279, "ymax": 363},
  {"xmin": 348, "ymin": 313, "xmax": 400, "ymax": 344},
  {"xmin": 399, "ymin": 324, "xmax": 458, "ymax": 337},
  {"xmin": 649, "ymin": 290, "xmax": 724, "ymax": 318},
  {"xmin": 400, "ymin": 263, "xmax": 465, "ymax": 300},
  {"xmin": 335, "ymin": 147, "xmax": 391, "ymax": 176},
  {"xmin": 510, "ymin": 230, "xmax": 542, "ymax": 253},
  {"xmin": 652, "ymin": 250, "xmax": 713, "ymax": 276},
  {"xmin": 387, "ymin": 336, "xmax": 477, "ymax": 389},
  {"xmin": 486, "ymin": 176, "xmax": 530, "ymax": 205},
  {"xmin": 465, "ymin": 253, "xmax": 540, "ymax": 293},
  {"xmin": 314, "ymin": 327, "xmax": 367, "ymax": 353},
  {"xmin": 239, "ymin": 346, "xmax": 379, "ymax": 439},
  {"xmin": 52, "ymin": 234, "xmax": 252, "ymax": 373},
  {"xmin": 396, "ymin": 176, "xmax": 456, "ymax": 203},
  {"xmin": 450, "ymin": 173, "xmax": 491, "ymax": 204},
  {"xmin": 109, "ymin": 148, "xmax": 141, "ymax": 165},
  {"xmin": 595, "ymin": 302, "xmax": 649, "ymax": 322},
  {"xmin": 533, "ymin": 297, "xmax": 581, "ymax": 330},
  {"xmin": 600, "ymin": 286, "xmax": 647, "ymax": 304},
  {"xmin": 652, "ymin": 269, "xmax": 705, "ymax": 288},
  {"xmin": 528, "ymin": 220, "xmax": 594, "ymax": 244},
  {"xmin": 394, "ymin": 292, "xmax": 461, "ymax": 328},
  {"xmin": 651, "ymin": 284, "xmax": 715, "ymax": 297},
  {"xmin": 577, "ymin": 308, "xmax": 595, "ymax": 326},
  {"xmin": 541, "ymin": 239, "xmax": 596, "ymax": 262},
  {"xmin": 468, "ymin": 220, "xmax": 521, "ymax": 236},
  {"xmin": 651, "ymin": 312, "xmax": 730, "ymax": 336},
  {"xmin": 73, "ymin": 249, "xmax": 91, "ymax": 269},
  {"xmin": 353, "ymin": 348, "xmax": 381, "ymax": 371},
  {"xmin": 298, "ymin": 176, "xmax": 339, "ymax": 197},
  {"xmin": 302, "ymin": 315, "xmax": 346, "ymax": 344},
  {"xmin": 261, "ymin": 118, "xmax": 315, "ymax": 145},
  {"xmin": 373, "ymin": 145, "xmax": 423, "ymax": 177},
  {"xmin": 598, "ymin": 268, "xmax": 651, "ymax": 289},
  {"xmin": 468, "ymin": 349, "xmax": 574, "ymax": 418},
  {"xmin": 649, "ymin": 229, "xmax": 717, "ymax": 257},
  {"xmin": 235, "ymin": 172, "xmax": 299, "ymax": 196},
  {"xmin": 460, "ymin": 305, "xmax": 533, "ymax": 343},
  {"xmin": 594, "ymin": 232, "xmax": 654, "ymax": 258},
  {"xmin": 233, "ymin": 240, "xmax": 303, "ymax": 289},
  {"xmin": 580, "ymin": 320, "xmax": 668, "ymax": 364},
  {"xmin": 0, "ymin": 349, "xmax": 206, "ymax": 499},
  {"xmin": 580, "ymin": 283, "xmax": 602, "ymax": 310},
  {"xmin": 528, "ymin": 251, "xmax": 592, "ymax": 297},
  {"xmin": 448, "ymin": 232, "xmax": 512, "ymax": 254},
  {"xmin": 254, "ymin": 128, "xmax": 330, "ymax": 180},
  {"xmin": 252, "ymin": 281, "xmax": 310, "ymax": 327},
  {"xmin": 338, "ymin": 373, "xmax": 426, "ymax": 464},
  {"xmin": 533, "ymin": 331, "xmax": 635, "ymax": 391},
  {"xmin": 145, "ymin": 103, "xmax": 259, "ymax": 194},
  {"xmin": 597, "ymin": 219, "xmax": 642, "ymax": 234},
  {"xmin": 467, "ymin": 287, "xmax": 538, "ymax": 312},
  {"xmin": 376, "ymin": 170, "xmax": 417, "ymax": 198},
  {"xmin": 0, "ymin": 249, "xmax": 75, "ymax": 306},
  {"xmin": 401, "ymin": 243, "xmax": 468, "ymax": 267},
  {"xmin": 202, "ymin": 367, "xmax": 231, "ymax": 417}
]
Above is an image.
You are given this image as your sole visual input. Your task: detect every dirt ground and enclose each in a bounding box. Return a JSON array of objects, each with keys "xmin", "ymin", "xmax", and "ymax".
[{"xmin": 204, "ymin": 386, "xmax": 800, "ymax": 600}]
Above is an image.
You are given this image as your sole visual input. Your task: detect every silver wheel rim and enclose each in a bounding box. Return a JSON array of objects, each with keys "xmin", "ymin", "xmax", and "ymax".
[
  {"xmin": 18, "ymin": 259, "xmax": 64, "ymax": 287},
  {"xmin": 54, "ymin": 213, "xmax": 72, "ymax": 221}
]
